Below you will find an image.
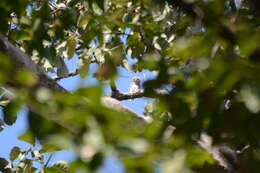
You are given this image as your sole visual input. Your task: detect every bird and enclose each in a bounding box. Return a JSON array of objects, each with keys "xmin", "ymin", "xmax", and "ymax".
[{"xmin": 129, "ymin": 76, "xmax": 141, "ymax": 94}]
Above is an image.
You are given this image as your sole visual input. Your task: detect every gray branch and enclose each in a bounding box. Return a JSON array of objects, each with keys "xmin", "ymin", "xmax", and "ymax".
[
  {"xmin": 0, "ymin": 34, "xmax": 67, "ymax": 92},
  {"xmin": 110, "ymin": 84, "xmax": 169, "ymax": 101}
]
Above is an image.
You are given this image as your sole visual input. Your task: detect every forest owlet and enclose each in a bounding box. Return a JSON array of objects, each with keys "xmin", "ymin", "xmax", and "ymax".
[{"xmin": 129, "ymin": 76, "xmax": 141, "ymax": 93}]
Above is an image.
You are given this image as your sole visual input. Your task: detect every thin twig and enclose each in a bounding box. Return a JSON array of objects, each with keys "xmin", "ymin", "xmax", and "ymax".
[
  {"xmin": 44, "ymin": 153, "xmax": 53, "ymax": 168},
  {"xmin": 53, "ymin": 69, "xmax": 79, "ymax": 81},
  {"xmin": 52, "ymin": 58, "xmax": 98, "ymax": 81}
]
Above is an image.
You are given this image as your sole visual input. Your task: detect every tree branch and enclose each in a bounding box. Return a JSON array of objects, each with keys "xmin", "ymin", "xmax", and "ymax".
[
  {"xmin": 0, "ymin": 34, "xmax": 244, "ymax": 172},
  {"xmin": 0, "ymin": 33, "xmax": 150, "ymax": 133},
  {"xmin": 0, "ymin": 34, "xmax": 67, "ymax": 92},
  {"xmin": 53, "ymin": 69, "xmax": 79, "ymax": 81},
  {"xmin": 53, "ymin": 59, "xmax": 98, "ymax": 81},
  {"xmin": 110, "ymin": 84, "xmax": 169, "ymax": 101}
]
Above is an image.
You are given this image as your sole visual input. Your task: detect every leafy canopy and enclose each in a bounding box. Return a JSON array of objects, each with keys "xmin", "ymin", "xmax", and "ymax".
[{"xmin": 0, "ymin": 0, "xmax": 260, "ymax": 172}]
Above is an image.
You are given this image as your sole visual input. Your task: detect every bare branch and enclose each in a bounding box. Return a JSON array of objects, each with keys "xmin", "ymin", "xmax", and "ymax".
[
  {"xmin": 111, "ymin": 89, "xmax": 145, "ymax": 100},
  {"xmin": 53, "ymin": 58, "xmax": 98, "ymax": 81},
  {"xmin": 110, "ymin": 84, "xmax": 169, "ymax": 101}
]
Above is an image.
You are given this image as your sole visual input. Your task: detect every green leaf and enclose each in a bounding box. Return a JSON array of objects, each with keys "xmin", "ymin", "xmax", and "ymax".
[
  {"xmin": 66, "ymin": 36, "xmax": 76, "ymax": 59},
  {"xmin": 0, "ymin": 157, "xmax": 10, "ymax": 172},
  {"xmin": 52, "ymin": 160, "xmax": 69, "ymax": 172},
  {"xmin": 44, "ymin": 167, "xmax": 64, "ymax": 173},
  {"xmin": 43, "ymin": 134, "xmax": 75, "ymax": 151},
  {"xmin": 91, "ymin": 2, "xmax": 103, "ymax": 15},
  {"xmin": 239, "ymin": 85, "xmax": 260, "ymax": 114},
  {"xmin": 122, "ymin": 59, "xmax": 132, "ymax": 72},
  {"xmin": 28, "ymin": 111, "xmax": 64, "ymax": 140},
  {"xmin": 113, "ymin": 0, "xmax": 129, "ymax": 6},
  {"xmin": 15, "ymin": 69, "xmax": 38, "ymax": 87},
  {"xmin": 3, "ymin": 101, "xmax": 20, "ymax": 125},
  {"xmin": 41, "ymin": 143, "xmax": 61, "ymax": 152},
  {"xmin": 57, "ymin": 57, "xmax": 69, "ymax": 77},
  {"xmin": 94, "ymin": 48, "xmax": 105, "ymax": 63},
  {"xmin": 10, "ymin": 146, "xmax": 20, "ymax": 161},
  {"xmin": 18, "ymin": 130, "xmax": 35, "ymax": 145},
  {"xmin": 77, "ymin": 58, "xmax": 90, "ymax": 78},
  {"xmin": 89, "ymin": 152, "xmax": 103, "ymax": 171},
  {"xmin": 78, "ymin": 13, "xmax": 92, "ymax": 28},
  {"xmin": 161, "ymin": 150, "xmax": 190, "ymax": 173},
  {"xmin": 186, "ymin": 147, "xmax": 214, "ymax": 168}
]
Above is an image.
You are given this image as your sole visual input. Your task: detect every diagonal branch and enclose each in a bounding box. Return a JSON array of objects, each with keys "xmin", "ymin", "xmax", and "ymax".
[
  {"xmin": 0, "ymin": 33, "xmax": 151, "ymax": 133},
  {"xmin": 0, "ymin": 34, "xmax": 67, "ymax": 92}
]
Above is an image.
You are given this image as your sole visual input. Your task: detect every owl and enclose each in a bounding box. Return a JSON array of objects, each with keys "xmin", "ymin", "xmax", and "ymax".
[{"xmin": 129, "ymin": 76, "xmax": 141, "ymax": 93}]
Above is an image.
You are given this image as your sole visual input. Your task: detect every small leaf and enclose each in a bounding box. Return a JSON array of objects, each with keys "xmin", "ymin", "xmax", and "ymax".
[
  {"xmin": 44, "ymin": 167, "xmax": 64, "ymax": 173},
  {"xmin": 10, "ymin": 146, "xmax": 21, "ymax": 161},
  {"xmin": 77, "ymin": 58, "xmax": 90, "ymax": 78},
  {"xmin": 94, "ymin": 48, "xmax": 105, "ymax": 63},
  {"xmin": 0, "ymin": 157, "xmax": 11, "ymax": 173},
  {"xmin": 132, "ymin": 14, "xmax": 140, "ymax": 24},
  {"xmin": 186, "ymin": 147, "xmax": 214, "ymax": 167},
  {"xmin": 122, "ymin": 59, "xmax": 132, "ymax": 72},
  {"xmin": 3, "ymin": 101, "xmax": 20, "ymax": 125},
  {"xmin": 52, "ymin": 160, "xmax": 69, "ymax": 172},
  {"xmin": 78, "ymin": 13, "xmax": 92, "ymax": 28},
  {"xmin": 57, "ymin": 58, "xmax": 69, "ymax": 77},
  {"xmin": 66, "ymin": 36, "xmax": 76, "ymax": 59},
  {"xmin": 154, "ymin": 42, "xmax": 162, "ymax": 50},
  {"xmin": 239, "ymin": 85, "xmax": 260, "ymax": 114},
  {"xmin": 92, "ymin": 2, "xmax": 103, "ymax": 15},
  {"xmin": 18, "ymin": 130, "xmax": 35, "ymax": 145}
]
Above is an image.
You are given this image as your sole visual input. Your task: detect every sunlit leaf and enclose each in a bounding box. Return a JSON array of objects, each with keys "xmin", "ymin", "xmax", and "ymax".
[
  {"xmin": 91, "ymin": 1, "xmax": 103, "ymax": 15},
  {"xmin": 44, "ymin": 167, "xmax": 64, "ymax": 173},
  {"xmin": 18, "ymin": 130, "xmax": 35, "ymax": 146},
  {"xmin": 77, "ymin": 58, "xmax": 90, "ymax": 78},
  {"xmin": 78, "ymin": 13, "xmax": 92, "ymax": 28}
]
